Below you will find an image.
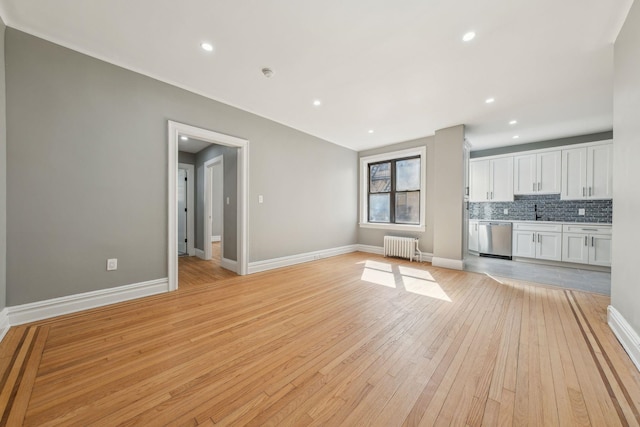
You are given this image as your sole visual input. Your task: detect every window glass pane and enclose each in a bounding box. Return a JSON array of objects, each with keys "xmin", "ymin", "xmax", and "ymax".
[
  {"xmin": 396, "ymin": 158, "xmax": 420, "ymax": 191},
  {"xmin": 369, "ymin": 194, "xmax": 390, "ymax": 222},
  {"xmin": 369, "ymin": 162, "xmax": 391, "ymax": 193},
  {"xmin": 395, "ymin": 191, "xmax": 420, "ymax": 224}
]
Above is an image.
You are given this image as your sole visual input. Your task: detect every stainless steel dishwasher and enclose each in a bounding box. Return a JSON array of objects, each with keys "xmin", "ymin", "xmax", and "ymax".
[{"xmin": 478, "ymin": 222, "xmax": 512, "ymax": 259}]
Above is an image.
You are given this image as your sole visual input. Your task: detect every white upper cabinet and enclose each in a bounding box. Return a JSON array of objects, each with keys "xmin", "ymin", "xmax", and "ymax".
[
  {"xmin": 469, "ymin": 156, "xmax": 513, "ymax": 202},
  {"xmin": 513, "ymin": 150, "xmax": 561, "ymax": 195},
  {"xmin": 561, "ymin": 142, "xmax": 612, "ymax": 200},
  {"xmin": 469, "ymin": 159, "xmax": 490, "ymax": 202},
  {"xmin": 587, "ymin": 144, "xmax": 613, "ymax": 199}
]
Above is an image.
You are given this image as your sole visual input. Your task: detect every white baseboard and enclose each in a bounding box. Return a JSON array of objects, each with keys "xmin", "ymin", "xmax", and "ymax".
[
  {"xmin": 356, "ymin": 244, "xmax": 384, "ymax": 255},
  {"xmin": 211, "ymin": 235, "xmax": 221, "ymax": 242},
  {"xmin": 0, "ymin": 308, "xmax": 9, "ymax": 342},
  {"xmin": 195, "ymin": 249, "xmax": 206, "ymax": 259},
  {"xmin": 432, "ymin": 257, "xmax": 464, "ymax": 270},
  {"xmin": 248, "ymin": 245, "xmax": 358, "ymax": 274},
  {"xmin": 608, "ymin": 305, "xmax": 640, "ymax": 372},
  {"xmin": 7, "ymin": 278, "xmax": 170, "ymax": 326},
  {"xmin": 221, "ymin": 257, "xmax": 238, "ymax": 273},
  {"xmin": 356, "ymin": 245, "xmax": 433, "ymax": 263}
]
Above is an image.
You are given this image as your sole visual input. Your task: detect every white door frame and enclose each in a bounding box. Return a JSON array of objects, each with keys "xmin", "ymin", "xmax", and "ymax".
[
  {"xmin": 168, "ymin": 121, "xmax": 249, "ymax": 291},
  {"xmin": 204, "ymin": 155, "xmax": 224, "ymax": 261},
  {"xmin": 178, "ymin": 163, "xmax": 195, "ymax": 256}
]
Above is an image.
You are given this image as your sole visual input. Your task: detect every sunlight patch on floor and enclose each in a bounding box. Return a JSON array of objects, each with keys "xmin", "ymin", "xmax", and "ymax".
[
  {"xmin": 358, "ymin": 260, "xmax": 451, "ymax": 301},
  {"xmin": 360, "ymin": 267, "xmax": 396, "ymax": 288}
]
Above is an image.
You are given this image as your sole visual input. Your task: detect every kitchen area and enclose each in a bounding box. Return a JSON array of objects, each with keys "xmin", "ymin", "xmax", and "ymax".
[{"xmin": 465, "ymin": 137, "xmax": 613, "ymax": 294}]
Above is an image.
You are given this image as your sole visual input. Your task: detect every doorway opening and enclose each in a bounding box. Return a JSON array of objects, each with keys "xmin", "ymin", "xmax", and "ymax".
[{"xmin": 168, "ymin": 121, "xmax": 249, "ymax": 291}]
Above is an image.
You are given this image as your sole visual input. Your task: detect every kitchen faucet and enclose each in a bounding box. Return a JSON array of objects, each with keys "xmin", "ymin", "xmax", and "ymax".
[{"xmin": 534, "ymin": 204, "xmax": 543, "ymax": 221}]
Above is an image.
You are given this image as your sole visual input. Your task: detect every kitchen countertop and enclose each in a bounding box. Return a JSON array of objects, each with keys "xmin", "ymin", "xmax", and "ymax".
[{"xmin": 469, "ymin": 219, "xmax": 612, "ymax": 226}]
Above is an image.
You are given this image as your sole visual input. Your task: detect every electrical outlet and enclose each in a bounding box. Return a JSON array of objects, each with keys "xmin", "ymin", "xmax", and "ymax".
[
  {"xmin": 578, "ymin": 208, "xmax": 585, "ymax": 216},
  {"xmin": 107, "ymin": 258, "xmax": 118, "ymax": 271},
  {"xmin": 503, "ymin": 208, "xmax": 508, "ymax": 215},
  {"xmin": 226, "ymin": 197, "xmax": 230, "ymax": 205},
  {"xmin": 258, "ymin": 195, "xmax": 264, "ymax": 203}
]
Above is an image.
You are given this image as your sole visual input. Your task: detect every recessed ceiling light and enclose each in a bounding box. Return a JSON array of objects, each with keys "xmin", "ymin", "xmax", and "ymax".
[
  {"xmin": 180, "ymin": 136, "xmax": 188, "ymax": 141},
  {"xmin": 462, "ymin": 32, "xmax": 476, "ymax": 42},
  {"xmin": 313, "ymin": 99, "xmax": 322, "ymax": 107},
  {"xmin": 368, "ymin": 130, "xmax": 374, "ymax": 134},
  {"xmin": 509, "ymin": 120, "xmax": 518, "ymax": 125},
  {"xmin": 200, "ymin": 42, "xmax": 214, "ymax": 52},
  {"xmin": 513, "ymin": 135, "xmax": 520, "ymax": 139},
  {"xmin": 485, "ymin": 98, "xmax": 495, "ymax": 104}
]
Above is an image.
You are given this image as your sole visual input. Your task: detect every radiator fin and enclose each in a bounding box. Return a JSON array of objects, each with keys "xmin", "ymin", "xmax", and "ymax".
[{"xmin": 383, "ymin": 236, "xmax": 419, "ymax": 262}]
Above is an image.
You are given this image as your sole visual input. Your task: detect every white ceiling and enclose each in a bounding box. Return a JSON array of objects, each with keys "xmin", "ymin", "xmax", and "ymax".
[
  {"xmin": 178, "ymin": 137, "xmax": 211, "ymax": 154},
  {"xmin": 0, "ymin": 0, "xmax": 633, "ymax": 151}
]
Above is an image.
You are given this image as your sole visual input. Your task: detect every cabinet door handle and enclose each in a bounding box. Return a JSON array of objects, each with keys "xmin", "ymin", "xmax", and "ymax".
[
  {"xmin": 583, "ymin": 187, "xmax": 586, "ymax": 197},
  {"xmin": 490, "ymin": 191, "xmax": 493, "ymax": 199},
  {"xmin": 585, "ymin": 236, "xmax": 588, "ymax": 246},
  {"xmin": 486, "ymin": 192, "xmax": 489, "ymax": 200},
  {"xmin": 588, "ymin": 187, "xmax": 592, "ymax": 197},
  {"xmin": 533, "ymin": 182, "xmax": 536, "ymax": 192},
  {"xmin": 591, "ymin": 236, "xmax": 594, "ymax": 247},
  {"xmin": 532, "ymin": 233, "xmax": 535, "ymax": 242},
  {"xmin": 538, "ymin": 233, "xmax": 540, "ymax": 243},
  {"xmin": 538, "ymin": 182, "xmax": 541, "ymax": 191}
]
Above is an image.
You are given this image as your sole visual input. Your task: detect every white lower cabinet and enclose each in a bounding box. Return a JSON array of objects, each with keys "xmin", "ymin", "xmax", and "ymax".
[
  {"xmin": 512, "ymin": 222, "xmax": 562, "ymax": 261},
  {"xmin": 469, "ymin": 220, "xmax": 479, "ymax": 252},
  {"xmin": 562, "ymin": 224, "xmax": 612, "ymax": 267}
]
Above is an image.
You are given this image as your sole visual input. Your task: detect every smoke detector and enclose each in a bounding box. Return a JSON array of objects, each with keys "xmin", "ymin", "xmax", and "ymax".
[{"xmin": 262, "ymin": 68, "xmax": 274, "ymax": 78}]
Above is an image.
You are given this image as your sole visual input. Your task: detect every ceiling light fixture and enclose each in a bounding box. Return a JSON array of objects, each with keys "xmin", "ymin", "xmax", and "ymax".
[
  {"xmin": 462, "ymin": 32, "xmax": 476, "ymax": 42},
  {"xmin": 201, "ymin": 42, "xmax": 214, "ymax": 52},
  {"xmin": 485, "ymin": 98, "xmax": 495, "ymax": 104},
  {"xmin": 262, "ymin": 67, "xmax": 274, "ymax": 78},
  {"xmin": 368, "ymin": 130, "xmax": 374, "ymax": 134},
  {"xmin": 509, "ymin": 120, "xmax": 518, "ymax": 125},
  {"xmin": 180, "ymin": 136, "xmax": 188, "ymax": 141},
  {"xmin": 313, "ymin": 99, "xmax": 322, "ymax": 106},
  {"xmin": 513, "ymin": 135, "xmax": 520, "ymax": 139}
]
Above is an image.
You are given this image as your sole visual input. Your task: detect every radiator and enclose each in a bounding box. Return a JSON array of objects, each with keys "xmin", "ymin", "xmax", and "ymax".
[{"xmin": 383, "ymin": 236, "xmax": 421, "ymax": 262}]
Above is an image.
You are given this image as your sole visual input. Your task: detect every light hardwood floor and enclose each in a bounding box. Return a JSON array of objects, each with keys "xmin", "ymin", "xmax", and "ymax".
[
  {"xmin": 1, "ymin": 252, "xmax": 639, "ymax": 426},
  {"xmin": 179, "ymin": 243, "xmax": 236, "ymax": 290}
]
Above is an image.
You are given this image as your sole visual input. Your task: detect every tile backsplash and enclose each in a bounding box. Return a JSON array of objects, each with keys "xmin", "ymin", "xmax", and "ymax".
[{"xmin": 469, "ymin": 194, "xmax": 612, "ymax": 223}]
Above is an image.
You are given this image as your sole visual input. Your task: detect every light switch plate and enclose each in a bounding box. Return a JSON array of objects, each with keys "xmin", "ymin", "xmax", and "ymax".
[
  {"xmin": 578, "ymin": 208, "xmax": 585, "ymax": 216},
  {"xmin": 259, "ymin": 195, "xmax": 264, "ymax": 203},
  {"xmin": 107, "ymin": 258, "xmax": 118, "ymax": 271},
  {"xmin": 503, "ymin": 209, "xmax": 508, "ymax": 215}
]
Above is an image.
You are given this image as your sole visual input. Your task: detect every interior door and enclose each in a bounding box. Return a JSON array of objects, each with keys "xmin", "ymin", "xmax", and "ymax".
[{"xmin": 177, "ymin": 168, "xmax": 188, "ymax": 255}]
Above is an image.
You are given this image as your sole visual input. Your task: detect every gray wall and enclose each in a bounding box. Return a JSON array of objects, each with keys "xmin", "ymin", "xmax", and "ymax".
[
  {"xmin": 358, "ymin": 136, "xmax": 435, "ymax": 254},
  {"xmin": 5, "ymin": 29, "xmax": 358, "ymax": 305},
  {"xmin": 0, "ymin": 18, "xmax": 6, "ymax": 310},
  {"xmin": 432, "ymin": 125, "xmax": 465, "ymax": 263},
  {"xmin": 178, "ymin": 151, "xmax": 196, "ymax": 165},
  {"xmin": 194, "ymin": 143, "xmax": 237, "ymax": 259},
  {"xmin": 470, "ymin": 131, "xmax": 613, "ymax": 158},
  {"xmin": 612, "ymin": 2, "xmax": 640, "ymax": 334}
]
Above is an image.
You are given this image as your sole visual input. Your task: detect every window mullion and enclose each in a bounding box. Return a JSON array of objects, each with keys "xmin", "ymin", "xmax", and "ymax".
[{"xmin": 390, "ymin": 160, "xmax": 396, "ymax": 223}]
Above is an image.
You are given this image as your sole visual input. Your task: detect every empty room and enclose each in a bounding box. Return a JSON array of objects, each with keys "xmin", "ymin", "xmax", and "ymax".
[{"xmin": 0, "ymin": 1, "xmax": 639, "ymax": 425}]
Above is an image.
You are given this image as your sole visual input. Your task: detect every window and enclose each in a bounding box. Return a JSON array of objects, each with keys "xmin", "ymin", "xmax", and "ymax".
[{"xmin": 360, "ymin": 147, "xmax": 426, "ymax": 231}]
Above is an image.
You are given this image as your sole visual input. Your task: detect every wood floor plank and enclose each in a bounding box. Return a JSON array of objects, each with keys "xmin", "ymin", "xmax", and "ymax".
[{"xmin": 0, "ymin": 252, "xmax": 635, "ymax": 426}]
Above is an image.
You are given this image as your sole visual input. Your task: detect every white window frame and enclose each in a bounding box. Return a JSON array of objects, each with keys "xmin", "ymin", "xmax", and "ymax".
[{"xmin": 359, "ymin": 146, "xmax": 426, "ymax": 232}]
